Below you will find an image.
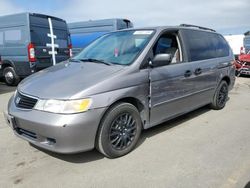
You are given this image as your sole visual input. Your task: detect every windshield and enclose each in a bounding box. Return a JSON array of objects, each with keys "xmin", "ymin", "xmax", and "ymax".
[{"xmin": 74, "ymin": 30, "xmax": 154, "ymax": 65}]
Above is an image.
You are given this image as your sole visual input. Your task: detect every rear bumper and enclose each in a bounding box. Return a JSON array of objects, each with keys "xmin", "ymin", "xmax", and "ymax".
[{"xmin": 5, "ymin": 97, "xmax": 106, "ymax": 154}]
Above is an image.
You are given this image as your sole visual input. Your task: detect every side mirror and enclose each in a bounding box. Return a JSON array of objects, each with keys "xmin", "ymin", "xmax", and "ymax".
[{"xmin": 150, "ymin": 53, "xmax": 172, "ymax": 67}]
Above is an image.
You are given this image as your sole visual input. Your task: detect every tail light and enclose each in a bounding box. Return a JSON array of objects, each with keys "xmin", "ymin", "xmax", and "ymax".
[
  {"xmin": 68, "ymin": 44, "xmax": 73, "ymax": 57},
  {"xmin": 240, "ymin": 46, "xmax": 245, "ymax": 54},
  {"xmin": 28, "ymin": 43, "xmax": 36, "ymax": 62}
]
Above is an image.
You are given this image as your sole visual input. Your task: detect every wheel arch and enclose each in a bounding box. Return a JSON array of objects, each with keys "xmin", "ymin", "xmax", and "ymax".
[
  {"xmin": 94, "ymin": 96, "xmax": 147, "ymax": 146},
  {"xmin": 220, "ymin": 76, "xmax": 230, "ymax": 86},
  {"xmin": 113, "ymin": 97, "xmax": 145, "ymax": 112},
  {"xmin": 1, "ymin": 60, "xmax": 16, "ymax": 70},
  {"xmin": 99, "ymin": 96, "xmax": 146, "ymax": 126}
]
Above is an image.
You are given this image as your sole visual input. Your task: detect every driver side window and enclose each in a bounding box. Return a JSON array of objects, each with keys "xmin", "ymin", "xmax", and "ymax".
[{"xmin": 153, "ymin": 33, "xmax": 181, "ymax": 65}]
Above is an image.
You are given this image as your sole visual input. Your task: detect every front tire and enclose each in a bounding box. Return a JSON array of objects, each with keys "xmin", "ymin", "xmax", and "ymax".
[
  {"xmin": 210, "ymin": 80, "xmax": 229, "ymax": 110},
  {"xmin": 96, "ymin": 103, "xmax": 142, "ymax": 158},
  {"xmin": 3, "ymin": 67, "xmax": 20, "ymax": 86}
]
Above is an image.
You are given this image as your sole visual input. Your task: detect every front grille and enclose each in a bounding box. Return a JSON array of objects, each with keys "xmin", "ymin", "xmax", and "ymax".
[
  {"xmin": 15, "ymin": 92, "xmax": 38, "ymax": 109},
  {"xmin": 16, "ymin": 127, "xmax": 37, "ymax": 140}
]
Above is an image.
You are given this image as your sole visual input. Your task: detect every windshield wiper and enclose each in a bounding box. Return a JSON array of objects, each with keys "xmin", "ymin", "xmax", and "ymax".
[{"xmin": 79, "ymin": 58, "xmax": 112, "ymax": 66}]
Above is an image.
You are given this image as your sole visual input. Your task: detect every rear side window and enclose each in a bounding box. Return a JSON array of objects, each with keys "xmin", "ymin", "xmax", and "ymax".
[
  {"xmin": 3, "ymin": 29, "xmax": 24, "ymax": 46},
  {"xmin": 5, "ymin": 30, "xmax": 21, "ymax": 41},
  {"xmin": 182, "ymin": 30, "xmax": 230, "ymax": 61}
]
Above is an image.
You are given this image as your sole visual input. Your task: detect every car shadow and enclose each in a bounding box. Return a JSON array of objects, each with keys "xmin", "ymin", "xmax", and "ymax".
[
  {"xmin": 136, "ymin": 105, "xmax": 211, "ymax": 148},
  {"xmin": 30, "ymin": 105, "xmax": 212, "ymax": 163},
  {"xmin": 244, "ymin": 181, "xmax": 250, "ymax": 188},
  {"xmin": 237, "ymin": 74, "xmax": 250, "ymax": 78},
  {"xmin": 30, "ymin": 143, "xmax": 104, "ymax": 163}
]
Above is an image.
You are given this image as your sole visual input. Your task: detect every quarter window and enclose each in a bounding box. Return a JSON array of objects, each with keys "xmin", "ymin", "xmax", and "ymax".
[{"xmin": 5, "ymin": 30, "xmax": 22, "ymax": 42}]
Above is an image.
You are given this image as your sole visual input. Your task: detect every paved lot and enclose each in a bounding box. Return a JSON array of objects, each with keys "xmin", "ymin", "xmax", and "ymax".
[{"xmin": 0, "ymin": 78, "xmax": 250, "ymax": 188}]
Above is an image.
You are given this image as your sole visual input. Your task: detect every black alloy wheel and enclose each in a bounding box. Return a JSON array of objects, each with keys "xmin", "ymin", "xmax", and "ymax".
[
  {"xmin": 96, "ymin": 103, "xmax": 142, "ymax": 158},
  {"xmin": 210, "ymin": 80, "xmax": 229, "ymax": 110},
  {"xmin": 109, "ymin": 113, "xmax": 137, "ymax": 150},
  {"xmin": 217, "ymin": 83, "xmax": 228, "ymax": 107}
]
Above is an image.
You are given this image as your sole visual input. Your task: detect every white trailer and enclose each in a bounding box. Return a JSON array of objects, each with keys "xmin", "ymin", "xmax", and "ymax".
[{"xmin": 224, "ymin": 34, "xmax": 244, "ymax": 57}]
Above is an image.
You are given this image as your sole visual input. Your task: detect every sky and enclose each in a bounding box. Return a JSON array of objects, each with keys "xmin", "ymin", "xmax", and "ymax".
[{"xmin": 0, "ymin": 0, "xmax": 249, "ymax": 35}]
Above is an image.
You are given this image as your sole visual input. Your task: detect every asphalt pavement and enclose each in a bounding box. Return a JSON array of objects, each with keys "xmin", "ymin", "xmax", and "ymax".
[{"xmin": 0, "ymin": 77, "xmax": 249, "ymax": 188}]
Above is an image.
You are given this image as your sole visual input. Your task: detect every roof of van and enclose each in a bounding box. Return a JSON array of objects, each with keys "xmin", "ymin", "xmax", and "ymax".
[
  {"xmin": 68, "ymin": 18, "xmax": 131, "ymax": 28},
  {"xmin": 69, "ymin": 18, "xmax": 131, "ymax": 24},
  {"xmin": 0, "ymin": 12, "xmax": 66, "ymax": 22}
]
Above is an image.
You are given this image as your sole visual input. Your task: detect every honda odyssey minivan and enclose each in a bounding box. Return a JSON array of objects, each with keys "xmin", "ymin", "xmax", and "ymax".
[{"xmin": 4, "ymin": 24, "xmax": 235, "ymax": 158}]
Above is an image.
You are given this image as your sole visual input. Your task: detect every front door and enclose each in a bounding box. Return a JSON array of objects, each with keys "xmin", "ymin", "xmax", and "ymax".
[{"xmin": 149, "ymin": 31, "xmax": 197, "ymax": 127}]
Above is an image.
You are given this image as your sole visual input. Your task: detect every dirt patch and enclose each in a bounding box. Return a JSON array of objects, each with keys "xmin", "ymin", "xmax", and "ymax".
[
  {"xmin": 13, "ymin": 178, "xmax": 23, "ymax": 185},
  {"xmin": 16, "ymin": 162, "xmax": 25, "ymax": 167}
]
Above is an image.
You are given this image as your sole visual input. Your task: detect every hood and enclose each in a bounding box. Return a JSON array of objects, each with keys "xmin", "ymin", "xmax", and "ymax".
[{"xmin": 18, "ymin": 61, "xmax": 124, "ymax": 99}]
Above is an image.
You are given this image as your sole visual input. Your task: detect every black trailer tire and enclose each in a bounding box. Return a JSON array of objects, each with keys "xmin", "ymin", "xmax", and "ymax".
[
  {"xmin": 210, "ymin": 80, "xmax": 229, "ymax": 110},
  {"xmin": 96, "ymin": 103, "xmax": 142, "ymax": 158},
  {"xmin": 3, "ymin": 67, "xmax": 20, "ymax": 86}
]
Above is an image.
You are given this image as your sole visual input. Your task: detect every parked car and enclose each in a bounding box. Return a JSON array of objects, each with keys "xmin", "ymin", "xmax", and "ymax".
[
  {"xmin": 4, "ymin": 24, "xmax": 235, "ymax": 158},
  {"xmin": 235, "ymin": 53, "xmax": 250, "ymax": 76},
  {"xmin": 0, "ymin": 13, "xmax": 72, "ymax": 86},
  {"xmin": 234, "ymin": 31, "xmax": 250, "ymax": 76},
  {"xmin": 68, "ymin": 18, "xmax": 133, "ymax": 55}
]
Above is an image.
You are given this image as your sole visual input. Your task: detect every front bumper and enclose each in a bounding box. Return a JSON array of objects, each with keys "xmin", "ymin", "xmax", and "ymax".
[
  {"xmin": 4, "ymin": 96, "xmax": 106, "ymax": 154},
  {"xmin": 239, "ymin": 68, "xmax": 250, "ymax": 75}
]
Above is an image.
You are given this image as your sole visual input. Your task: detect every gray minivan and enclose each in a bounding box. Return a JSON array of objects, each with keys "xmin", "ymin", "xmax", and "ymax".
[
  {"xmin": 0, "ymin": 13, "xmax": 71, "ymax": 86},
  {"xmin": 4, "ymin": 25, "xmax": 235, "ymax": 158}
]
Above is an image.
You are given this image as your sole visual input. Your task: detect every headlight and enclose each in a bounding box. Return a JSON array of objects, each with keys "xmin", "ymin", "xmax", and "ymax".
[{"xmin": 34, "ymin": 98, "xmax": 92, "ymax": 114}]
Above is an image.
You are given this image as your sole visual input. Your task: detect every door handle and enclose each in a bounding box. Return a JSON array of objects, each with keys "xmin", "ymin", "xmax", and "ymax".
[
  {"xmin": 184, "ymin": 70, "xmax": 192, "ymax": 77},
  {"xmin": 194, "ymin": 68, "xmax": 202, "ymax": 75}
]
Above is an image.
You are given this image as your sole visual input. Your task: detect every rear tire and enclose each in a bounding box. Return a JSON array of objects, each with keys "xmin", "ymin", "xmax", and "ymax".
[
  {"xmin": 210, "ymin": 80, "xmax": 229, "ymax": 110},
  {"xmin": 96, "ymin": 103, "xmax": 142, "ymax": 158},
  {"xmin": 3, "ymin": 67, "xmax": 20, "ymax": 86}
]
